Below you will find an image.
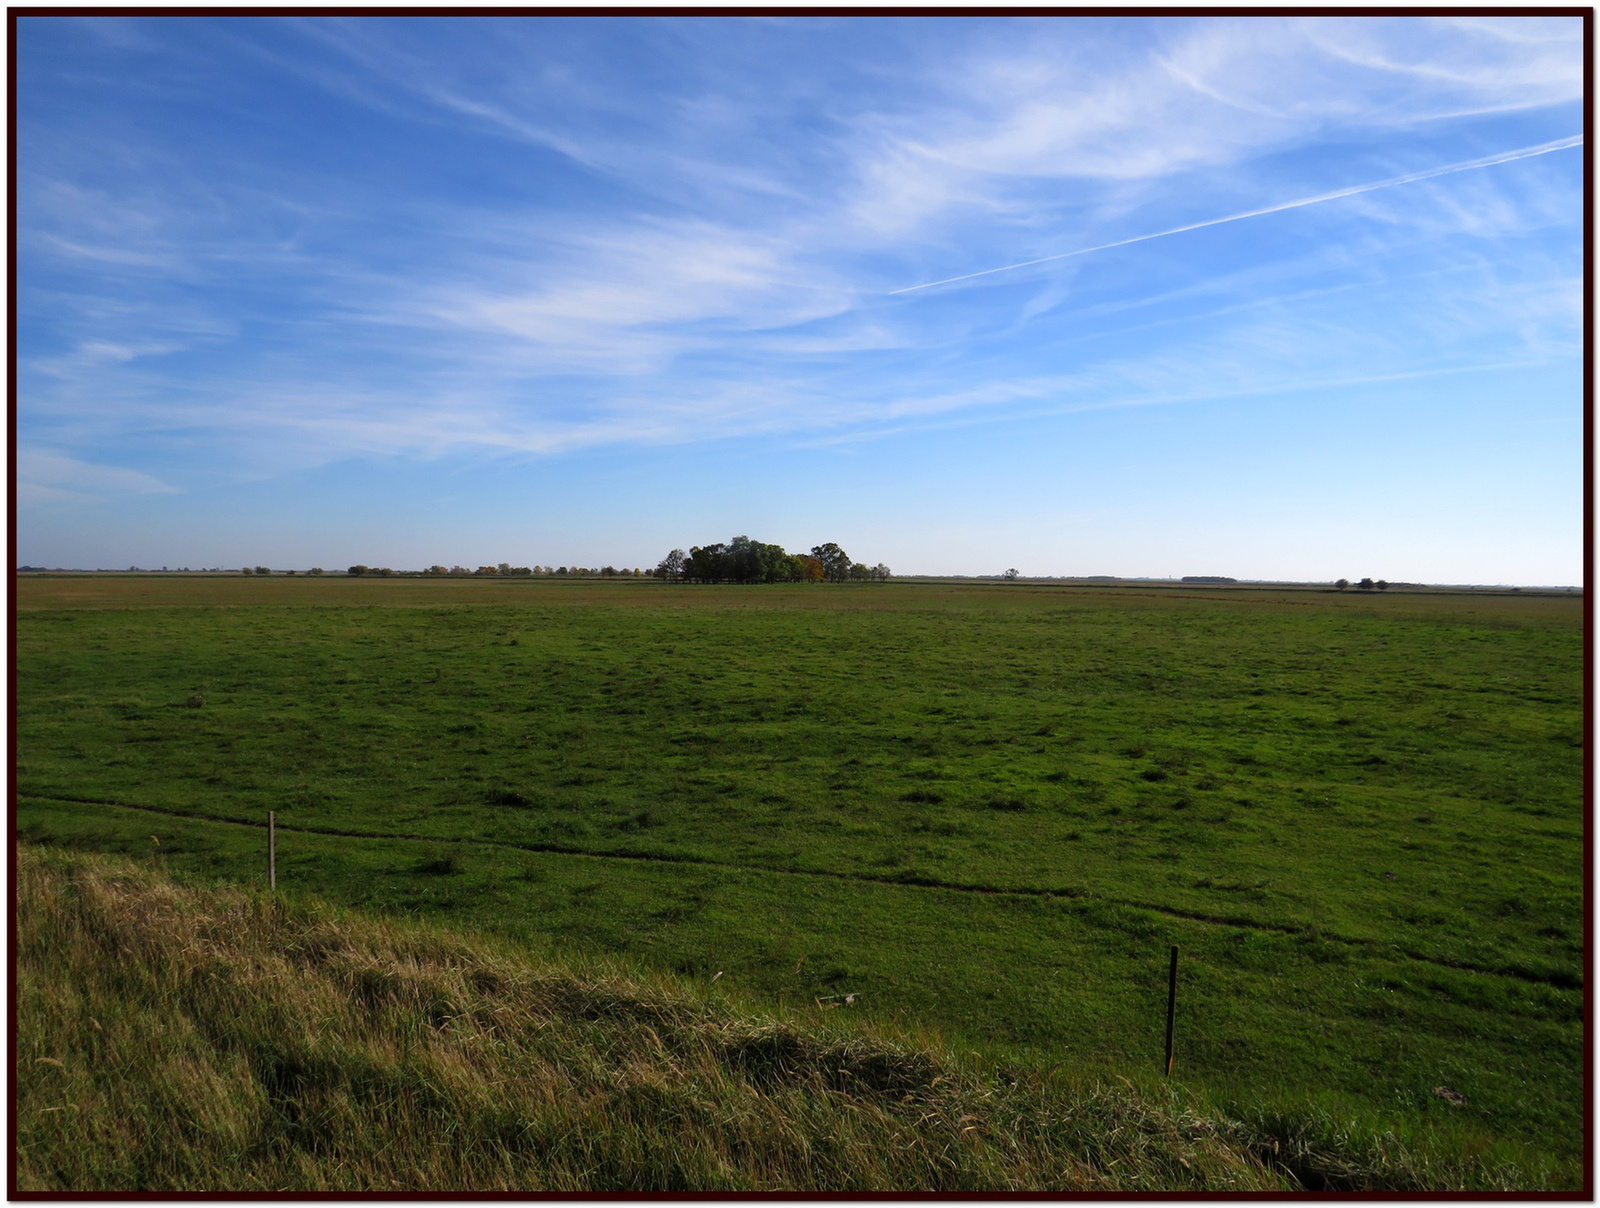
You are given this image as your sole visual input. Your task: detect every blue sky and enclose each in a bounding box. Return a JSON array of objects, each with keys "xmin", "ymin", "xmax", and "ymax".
[{"xmin": 16, "ymin": 15, "xmax": 1584, "ymax": 582}]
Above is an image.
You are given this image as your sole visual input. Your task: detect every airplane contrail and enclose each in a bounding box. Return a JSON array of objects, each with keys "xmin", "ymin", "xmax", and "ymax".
[{"xmin": 888, "ymin": 134, "xmax": 1584, "ymax": 296}]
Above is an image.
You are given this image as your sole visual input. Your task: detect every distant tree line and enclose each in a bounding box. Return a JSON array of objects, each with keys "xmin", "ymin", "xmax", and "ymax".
[
  {"xmin": 249, "ymin": 551, "xmax": 898, "ymax": 582},
  {"xmin": 1334, "ymin": 578, "xmax": 1389, "ymax": 592},
  {"xmin": 343, "ymin": 564, "xmax": 646, "ymax": 578},
  {"xmin": 654, "ymin": 536, "xmax": 889, "ymax": 584}
]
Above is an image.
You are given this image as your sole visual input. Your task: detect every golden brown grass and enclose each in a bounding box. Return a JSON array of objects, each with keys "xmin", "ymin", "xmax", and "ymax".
[{"xmin": 15, "ymin": 846, "xmax": 1555, "ymax": 1193}]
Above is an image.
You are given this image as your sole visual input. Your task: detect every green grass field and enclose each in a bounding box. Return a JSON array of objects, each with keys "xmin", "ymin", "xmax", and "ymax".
[{"xmin": 14, "ymin": 574, "xmax": 1586, "ymax": 1182}]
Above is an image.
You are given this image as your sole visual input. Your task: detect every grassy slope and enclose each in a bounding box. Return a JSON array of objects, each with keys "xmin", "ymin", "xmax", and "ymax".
[
  {"xmin": 14, "ymin": 576, "xmax": 1585, "ymax": 1176},
  {"xmin": 15, "ymin": 846, "xmax": 1557, "ymax": 1193}
]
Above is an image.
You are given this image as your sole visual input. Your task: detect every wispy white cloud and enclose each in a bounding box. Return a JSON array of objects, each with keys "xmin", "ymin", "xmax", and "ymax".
[
  {"xmin": 840, "ymin": 16, "xmax": 1581, "ymax": 241},
  {"xmin": 890, "ymin": 135, "xmax": 1582, "ymax": 294},
  {"xmin": 18, "ymin": 447, "xmax": 180, "ymax": 503},
  {"xmin": 1302, "ymin": 16, "xmax": 1582, "ymax": 109},
  {"xmin": 403, "ymin": 219, "xmax": 854, "ymax": 369}
]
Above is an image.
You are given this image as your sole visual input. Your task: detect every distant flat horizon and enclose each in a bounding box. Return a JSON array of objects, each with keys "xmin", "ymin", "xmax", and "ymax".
[{"xmin": 14, "ymin": 566, "xmax": 1582, "ymax": 593}]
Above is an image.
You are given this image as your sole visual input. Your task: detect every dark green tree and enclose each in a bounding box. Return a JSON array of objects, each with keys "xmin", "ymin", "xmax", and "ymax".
[
  {"xmin": 811, "ymin": 542, "xmax": 851, "ymax": 583},
  {"xmin": 728, "ymin": 535, "xmax": 795, "ymax": 583},
  {"xmin": 684, "ymin": 543, "xmax": 729, "ymax": 583}
]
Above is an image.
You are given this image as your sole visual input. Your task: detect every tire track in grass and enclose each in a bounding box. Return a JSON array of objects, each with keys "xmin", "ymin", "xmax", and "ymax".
[{"xmin": 18, "ymin": 791, "xmax": 1578, "ymax": 989}]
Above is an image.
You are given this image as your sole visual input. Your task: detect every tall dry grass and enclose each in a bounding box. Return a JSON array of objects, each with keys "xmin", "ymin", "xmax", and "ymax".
[{"xmin": 15, "ymin": 846, "xmax": 1549, "ymax": 1192}]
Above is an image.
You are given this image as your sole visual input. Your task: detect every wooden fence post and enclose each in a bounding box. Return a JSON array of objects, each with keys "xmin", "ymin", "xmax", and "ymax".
[
  {"xmin": 1164, "ymin": 944, "xmax": 1178, "ymax": 1076},
  {"xmin": 269, "ymin": 810, "xmax": 276, "ymax": 891}
]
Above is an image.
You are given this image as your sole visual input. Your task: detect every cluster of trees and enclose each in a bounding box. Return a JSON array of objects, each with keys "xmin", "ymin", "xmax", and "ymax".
[
  {"xmin": 1335, "ymin": 578, "xmax": 1390, "ymax": 592},
  {"xmin": 530, "ymin": 566, "xmax": 642, "ymax": 578},
  {"xmin": 655, "ymin": 536, "xmax": 889, "ymax": 584},
  {"xmin": 417, "ymin": 564, "xmax": 534, "ymax": 577}
]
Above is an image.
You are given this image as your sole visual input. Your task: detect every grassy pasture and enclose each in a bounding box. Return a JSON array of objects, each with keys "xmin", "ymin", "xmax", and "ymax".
[{"xmin": 14, "ymin": 575, "xmax": 1585, "ymax": 1177}]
